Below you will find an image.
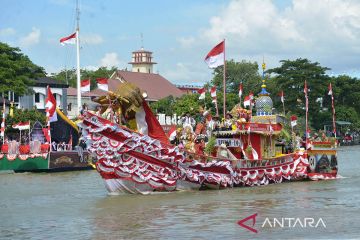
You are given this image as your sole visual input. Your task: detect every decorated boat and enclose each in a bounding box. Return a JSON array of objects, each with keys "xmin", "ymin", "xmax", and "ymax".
[{"xmin": 80, "ymin": 82, "xmax": 338, "ymax": 194}]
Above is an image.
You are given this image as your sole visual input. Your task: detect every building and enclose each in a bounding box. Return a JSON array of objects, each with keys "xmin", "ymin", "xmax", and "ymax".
[
  {"xmin": 129, "ymin": 48, "xmax": 156, "ymax": 74},
  {"xmin": 176, "ymin": 85, "xmax": 202, "ymax": 94},
  {"xmin": 12, "ymin": 77, "xmax": 68, "ymax": 113},
  {"xmin": 66, "ymin": 87, "xmax": 104, "ymax": 118}
]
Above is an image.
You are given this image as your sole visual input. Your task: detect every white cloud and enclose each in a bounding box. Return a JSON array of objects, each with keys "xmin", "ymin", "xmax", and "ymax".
[
  {"xmin": 81, "ymin": 34, "xmax": 104, "ymax": 45},
  {"xmin": 19, "ymin": 27, "xmax": 41, "ymax": 47},
  {"xmin": 99, "ymin": 52, "xmax": 121, "ymax": 68},
  {"xmin": 161, "ymin": 62, "xmax": 211, "ymax": 85},
  {"xmin": 187, "ymin": 0, "xmax": 360, "ymax": 73},
  {"xmin": 177, "ymin": 36, "xmax": 195, "ymax": 48},
  {"xmin": 0, "ymin": 27, "xmax": 16, "ymax": 37}
]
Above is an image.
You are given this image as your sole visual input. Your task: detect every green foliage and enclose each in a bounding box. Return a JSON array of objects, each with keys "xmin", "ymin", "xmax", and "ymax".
[
  {"xmin": 204, "ymin": 136, "xmax": 216, "ymax": 155},
  {"xmin": 267, "ymin": 58, "xmax": 330, "ymax": 118},
  {"xmin": 211, "ymin": 59, "xmax": 262, "ymax": 95},
  {"xmin": 0, "ymin": 42, "xmax": 46, "ymax": 95},
  {"xmin": 4, "ymin": 108, "xmax": 46, "ymax": 134},
  {"xmin": 50, "ymin": 66, "xmax": 117, "ymax": 88},
  {"xmin": 150, "ymin": 96, "xmax": 176, "ymax": 115}
]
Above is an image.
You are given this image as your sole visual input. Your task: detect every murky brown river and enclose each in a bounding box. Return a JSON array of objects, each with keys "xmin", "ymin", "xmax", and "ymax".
[{"xmin": 1, "ymin": 146, "xmax": 359, "ymax": 239}]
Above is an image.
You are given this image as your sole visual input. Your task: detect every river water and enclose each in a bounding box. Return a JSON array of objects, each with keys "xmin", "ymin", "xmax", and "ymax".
[{"xmin": 0, "ymin": 146, "xmax": 359, "ymax": 239}]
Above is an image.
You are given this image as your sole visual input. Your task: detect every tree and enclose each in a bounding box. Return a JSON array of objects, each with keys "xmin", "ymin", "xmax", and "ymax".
[
  {"xmin": 0, "ymin": 42, "xmax": 46, "ymax": 95},
  {"xmin": 211, "ymin": 59, "xmax": 262, "ymax": 95},
  {"xmin": 266, "ymin": 58, "xmax": 331, "ymax": 120},
  {"xmin": 51, "ymin": 66, "xmax": 117, "ymax": 89}
]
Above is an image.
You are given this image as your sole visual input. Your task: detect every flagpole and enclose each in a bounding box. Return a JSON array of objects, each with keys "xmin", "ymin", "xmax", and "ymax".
[
  {"xmin": 223, "ymin": 39, "xmax": 226, "ymax": 119},
  {"xmin": 330, "ymin": 83, "xmax": 337, "ymax": 139},
  {"xmin": 282, "ymin": 97, "xmax": 285, "ymax": 116},
  {"xmin": 75, "ymin": 0, "xmax": 81, "ymax": 116},
  {"xmin": 305, "ymin": 80, "xmax": 309, "ymax": 149}
]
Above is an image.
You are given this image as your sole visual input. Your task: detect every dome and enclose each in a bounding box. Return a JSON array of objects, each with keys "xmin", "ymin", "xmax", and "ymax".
[{"xmin": 255, "ymin": 95, "xmax": 273, "ymax": 116}]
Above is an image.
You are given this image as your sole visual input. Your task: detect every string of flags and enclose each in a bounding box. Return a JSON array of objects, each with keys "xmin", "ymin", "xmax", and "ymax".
[{"xmin": 80, "ymin": 78, "xmax": 109, "ymax": 93}]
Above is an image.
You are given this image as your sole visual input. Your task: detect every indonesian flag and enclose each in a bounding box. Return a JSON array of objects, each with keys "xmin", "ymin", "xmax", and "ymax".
[
  {"xmin": 279, "ymin": 91, "xmax": 284, "ymax": 103},
  {"xmin": 168, "ymin": 125, "xmax": 177, "ymax": 142},
  {"xmin": 81, "ymin": 79, "xmax": 90, "ymax": 93},
  {"xmin": 290, "ymin": 115, "xmax": 297, "ymax": 127},
  {"xmin": 252, "ymin": 147, "xmax": 259, "ymax": 160},
  {"xmin": 210, "ymin": 86, "xmax": 217, "ymax": 103},
  {"xmin": 60, "ymin": 32, "xmax": 76, "ymax": 46},
  {"xmin": 328, "ymin": 83, "xmax": 333, "ymax": 95},
  {"xmin": 96, "ymin": 78, "xmax": 108, "ymax": 91},
  {"xmin": 1, "ymin": 99, "xmax": 5, "ymax": 137},
  {"xmin": 204, "ymin": 40, "xmax": 225, "ymax": 69},
  {"xmin": 239, "ymin": 83, "xmax": 243, "ymax": 98},
  {"xmin": 45, "ymin": 86, "xmax": 58, "ymax": 122},
  {"xmin": 13, "ymin": 121, "xmax": 30, "ymax": 130},
  {"xmin": 198, "ymin": 87, "xmax": 206, "ymax": 100},
  {"xmin": 249, "ymin": 92, "xmax": 254, "ymax": 101},
  {"xmin": 244, "ymin": 95, "xmax": 251, "ymax": 107}
]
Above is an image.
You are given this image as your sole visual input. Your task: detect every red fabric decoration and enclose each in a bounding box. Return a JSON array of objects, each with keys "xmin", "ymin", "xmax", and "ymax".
[
  {"xmin": 1, "ymin": 144, "xmax": 8, "ymax": 153},
  {"xmin": 142, "ymin": 101, "xmax": 169, "ymax": 144}
]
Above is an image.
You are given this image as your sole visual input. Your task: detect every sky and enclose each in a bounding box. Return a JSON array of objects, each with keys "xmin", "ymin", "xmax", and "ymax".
[{"xmin": 2, "ymin": 0, "xmax": 360, "ymax": 86}]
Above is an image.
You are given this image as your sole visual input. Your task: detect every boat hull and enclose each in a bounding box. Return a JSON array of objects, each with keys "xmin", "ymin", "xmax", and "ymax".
[{"xmin": 81, "ymin": 112, "xmax": 335, "ymax": 194}]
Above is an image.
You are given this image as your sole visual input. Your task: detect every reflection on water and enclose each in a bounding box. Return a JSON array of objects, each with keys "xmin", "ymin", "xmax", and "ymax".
[{"xmin": 1, "ymin": 146, "xmax": 360, "ymax": 239}]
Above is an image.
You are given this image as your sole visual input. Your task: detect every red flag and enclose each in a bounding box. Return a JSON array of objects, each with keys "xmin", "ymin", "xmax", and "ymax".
[
  {"xmin": 80, "ymin": 79, "xmax": 90, "ymax": 93},
  {"xmin": 12, "ymin": 121, "xmax": 30, "ymax": 130},
  {"xmin": 167, "ymin": 125, "xmax": 177, "ymax": 142},
  {"xmin": 1, "ymin": 99, "xmax": 5, "ymax": 137},
  {"xmin": 244, "ymin": 95, "xmax": 251, "ymax": 107},
  {"xmin": 142, "ymin": 101, "xmax": 169, "ymax": 144},
  {"xmin": 239, "ymin": 83, "xmax": 243, "ymax": 97},
  {"xmin": 210, "ymin": 86, "xmax": 217, "ymax": 103},
  {"xmin": 60, "ymin": 32, "xmax": 76, "ymax": 45},
  {"xmin": 279, "ymin": 91, "xmax": 284, "ymax": 103},
  {"xmin": 96, "ymin": 78, "xmax": 108, "ymax": 91},
  {"xmin": 290, "ymin": 115, "xmax": 297, "ymax": 127},
  {"xmin": 204, "ymin": 40, "xmax": 225, "ymax": 69},
  {"xmin": 197, "ymin": 87, "xmax": 206, "ymax": 100},
  {"xmin": 45, "ymin": 86, "xmax": 57, "ymax": 122}
]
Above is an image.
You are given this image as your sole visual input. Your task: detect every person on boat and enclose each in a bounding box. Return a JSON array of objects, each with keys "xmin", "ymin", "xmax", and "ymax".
[
  {"xmin": 194, "ymin": 137, "xmax": 206, "ymax": 156},
  {"xmin": 216, "ymin": 143, "xmax": 237, "ymax": 160},
  {"xmin": 223, "ymin": 112, "xmax": 234, "ymax": 129},
  {"xmin": 178, "ymin": 112, "xmax": 196, "ymax": 131},
  {"xmin": 51, "ymin": 141, "xmax": 57, "ymax": 151}
]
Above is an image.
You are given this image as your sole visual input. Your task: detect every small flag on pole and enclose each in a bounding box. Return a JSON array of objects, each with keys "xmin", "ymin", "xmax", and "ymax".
[
  {"xmin": 244, "ymin": 95, "xmax": 251, "ymax": 107},
  {"xmin": 210, "ymin": 86, "xmax": 217, "ymax": 103},
  {"xmin": 45, "ymin": 86, "xmax": 58, "ymax": 122},
  {"xmin": 197, "ymin": 87, "xmax": 206, "ymax": 100},
  {"xmin": 60, "ymin": 32, "xmax": 77, "ymax": 46},
  {"xmin": 96, "ymin": 78, "xmax": 108, "ymax": 91},
  {"xmin": 279, "ymin": 91, "xmax": 284, "ymax": 103},
  {"xmin": 290, "ymin": 115, "xmax": 297, "ymax": 127},
  {"xmin": 204, "ymin": 41, "xmax": 225, "ymax": 69},
  {"xmin": 239, "ymin": 83, "xmax": 243, "ymax": 98},
  {"xmin": 328, "ymin": 83, "xmax": 333, "ymax": 95},
  {"xmin": 1, "ymin": 99, "xmax": 5, "ymax": 138},
  {"xmin": 80, "ymin": 79, "xmax": 90, "ymax": 93}
]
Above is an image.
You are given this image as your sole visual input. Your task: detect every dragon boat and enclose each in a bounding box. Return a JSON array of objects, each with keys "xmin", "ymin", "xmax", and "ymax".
[{"xmin": 80, "ymin": 83, "xmax": 338, "ymax": 194}]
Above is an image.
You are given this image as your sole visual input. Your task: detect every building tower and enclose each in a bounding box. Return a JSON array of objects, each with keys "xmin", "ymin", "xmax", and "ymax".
[{"xmin": 129, "ymin": 47, "xmax": 157, "ymax": 74}]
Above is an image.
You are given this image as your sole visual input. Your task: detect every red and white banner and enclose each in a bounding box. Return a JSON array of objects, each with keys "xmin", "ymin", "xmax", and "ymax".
[
  {"xmin": 168, "ymin": 125, "xmax": 177, "ymax": 142},
  {"xmin": 197, "ymin": 87, "xmax": 206, "ymax": 100},
  {"xmin": 96, "ymin": 78, "xmax": 108, "ymax": 91},
  {"xmin": 204, "ymin": 40, "xmax": 225, "ymax": 69},
  {"xmin": 290, "ymin": 115, "xmax": 297, "ymax": 127},
  {"xmin": 81, "ymin": 79, "xmax": 90, "ymax": 93},
  {"xmin": 239, "ymin": 83, "xmax": 243, "ymax": 98},
  {"xmin": 328, "ymin": 83, "xmax": 333, "ymax": 96},
  {"xmin": 244, "ymin": 95, "xmax": 251, "ymax": 107},
  {"xmin": 13, "ymin": 121, "xmax": 30, "ymax": 130},
  {"xmin": 210, "ymin": 86, "xmax": 217, "ymax": 103},
  {"xmin": 60, "ymin": 32, "xmax": 76, "ymax": 46},
  {"xmin": 279, "ymin": 90, "xmax": 284, "ymax": 103},
  {"xmin": 1, "ymin": 99, "xmax": 5, "ymax": 137},
  {"xmin": 45, "ymin": 86, "xmax": 58, "ymax": 122}
]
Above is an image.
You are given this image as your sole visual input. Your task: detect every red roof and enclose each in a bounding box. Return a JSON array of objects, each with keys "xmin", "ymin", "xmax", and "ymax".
[{"xmin": 112, "ymin": 70, "xmax": 184, "ymax": 101}]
